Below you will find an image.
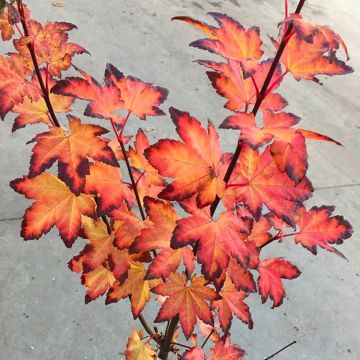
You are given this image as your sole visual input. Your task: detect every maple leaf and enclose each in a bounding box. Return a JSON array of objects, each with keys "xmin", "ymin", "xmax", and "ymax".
[
  {"xmin": 82, "ymin": 265, "xmax": 116, "ymax": 304},
  {"xmin": 130, "ymin": 197, "xmax": 178, "ymax": 253},
  {"xmin": 294, "ymin": 205, "xmax": 352, "ymax": 257},
  {"xmin": 29, "ymin": 116, "xmax": 118, "ymax": 194},
  {"xmin": 125, "ymin": 329, "xmax": 156, "ymax": 360},
  {"xmin": 0, "ymin": 54, "xmax": 38, "ymax": 120},
  {"xmin": 282, "ymin": 14, "xmax": 349, "ymax": 60},
  {"xmin": 210, "ymin": 337, "xmax": 245, "ymax": 360},
  {"xmin": 272, "ymin": 30, "xmax": 353, "ymax": 83},
  {"xmin": 12, "ymin": 72, "xmax": 74, "ymax": 131},
  {"xmin": 222, "ymin": 110, "xmax": 340, "ymax": 182},
  {"xmin": 0, "ymin": 7, "xmax": 15, "ymax": 40},
  {"xmin": 10, "ymin": 173, "xmax": 96, "ymax": 247},
  {"xmin": 106, "ymin": 262, "xmax": 160, "ymax": 318},
  {"xmin": 129, "ymin": 197, "xmax": 194, "ymax": 279},
  {"xmin": 51, "ymin": 65, "xmax": 124, "ymax": 123},
  {"xmin": 105, "ymin": 63, "xmax": 169, "ymax": 120},
  {"xmin": 128, "ymin": 129, "xmax": 164, "ymax": 187},
  {"xmin": 173, "ymin": 13, "xmax": 263, "ymax": 62},
  {"xmin": 153, "ymin": 273, "xmax": 218, "ymax": 338},
  {"xmin": 14, "ymin": 20, "xmax": 88, "ymax": 78},
  {"xmin": 111, "ymin": 204, "xmax": 150, "ymax": 250},
  {"xmin": 69, "ymin": 217, "xmax": 130, "ymax": 283},
  {"xmin": 145, "ymin": 108, "xmax": 228, "ymax": 207},
  {"xmin": 257, "ymin": 258, "xmax": 301, "ymax": 307},
  {"xmin": 146, "ymin": 247, "xmax": 195, "ymax": 280},
  {"xmin": 212, "ymin": 276, "xmax": 253, "ymax": 332},
  {"xmin": 84, "ymin": 162, "xmax": 134, "ymax": 216},
  {"xmin": 227, "ymin": 258, "xmax": 256, "ymax": 293},
  {"xmin": 172, "ymin": 209, "xmax": 251, "ymax": 281},
  {"xmin": 224, "ymin": 145, "xmax": 313, "ymax": 225},
  {"xmin": 204, "ymin": 59, "xmax": 287, "ymax": 112}
]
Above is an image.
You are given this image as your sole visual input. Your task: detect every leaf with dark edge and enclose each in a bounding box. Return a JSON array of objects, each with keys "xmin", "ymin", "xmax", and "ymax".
[
  {"xmin": 294, "ymin": 205, "xmax": 352, "ymax": 258},
  {"xmin": 257, "ymin": 258, "xmax": 301, "ymax": 308},
  {"xmin": 212, "ymin": 276, "xmax": 253, "ymax": 332},
  {"xmin": 171, "ymin": 210, "xmax": 251, "ymax": 281},
  {"xmin": 145, "ymin": 107, "xmax": 228, "ymax": 208},
  {"xmin": 10, "ymin": 173, "xmax": 96, "ymax": 247},
  {"xmin": 29, "ymin": 116, "xmax": 118, "ymax": 195},
  {"xmin": 153, "ymin": 273, "xmax": 218, "ymax": 338}
]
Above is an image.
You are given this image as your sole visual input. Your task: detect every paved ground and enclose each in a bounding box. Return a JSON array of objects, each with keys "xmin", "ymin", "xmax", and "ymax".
[{"xmin": 0, "ymin": 0, "xmax": 359, "ymax": 359}]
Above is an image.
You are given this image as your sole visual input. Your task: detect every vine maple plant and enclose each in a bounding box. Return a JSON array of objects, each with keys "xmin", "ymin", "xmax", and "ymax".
[{"xmin": 0, "ymin": 0, "xmax": 354, "ymax": 359}]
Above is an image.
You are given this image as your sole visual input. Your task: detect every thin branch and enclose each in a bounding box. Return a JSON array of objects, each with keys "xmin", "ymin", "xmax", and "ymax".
[
  {"xmin": 109, "ymin": 118, "xmax": 147, "ymax": 220},
  {"xmin": 264, "ymin": 340, "xmax": 297, "ymax": 360},
  {"xmin": 260, "ymin": 232, "xmax": 301, "ymax": 249},
  {"xmin": 171, "ymin": 342, "xmax": 191, "ymax": 350},
  {"xmin": 16, "ymin": 0, "xmax": 60, "ymax": 128},
  {"xmin": 138, "ymin": 314, "xmax": 159, "ymax": 344},
  {"xmin": 201, "ymin": 330, "xmax": 214, "ymax": 349},
  {"xmin": 210, "ymin": 0, "xmax": 306, "ymax": 217}
]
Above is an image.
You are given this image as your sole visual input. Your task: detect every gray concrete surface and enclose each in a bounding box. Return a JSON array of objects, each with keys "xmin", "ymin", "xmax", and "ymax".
[{"xmin": 0, "ymin": 0, "xmax": 359, "ymax": 359}]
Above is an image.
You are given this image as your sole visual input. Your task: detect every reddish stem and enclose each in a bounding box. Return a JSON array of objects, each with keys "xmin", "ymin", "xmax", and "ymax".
[
  {"xmin": 16, "ymin": 0, "xmax": 60, "ymax": 128},
  {"xmin": 250, "ymin": 74, "xmax": 260, "ymax": 99},
  {"xmin": 265, "ymin": 69, "xmax": 289, "ymax": 97},
  {"xmin": 109, "ymin": 118, "xmax": 147, "ymax": 221},
  {"xmin": 210, "ymin": 0, "xmax": 306, "ymax": 217},
  {"xmin": 45, "ymin": 63, "xmax": 50, "ymax": 94},
  {"xmin": 284, "ymin": 0, "xmax": 289, "ymax": 19},
  {"xmin": 14, "ymin": 22, "xmax": 24, "ymax": 37},
  {"xmin": 260, "ymin": 231, "xmax": 301, "ymax": 249}
]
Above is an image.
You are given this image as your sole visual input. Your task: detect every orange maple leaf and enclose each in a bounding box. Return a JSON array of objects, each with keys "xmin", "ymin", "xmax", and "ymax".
[
  {"xmin": 69, "ymin": 217, "xmax": 130, "ymax": 283},
  {"xmin": 12, "ymin": 72, "xmax": 74, "ymax": 131},
  {"xmin": 224, "ymin": 145, "xmax": 313, "ymax": 225},
  {"xmin": 14, "ymin": 20, "xmax": 88, "ymax": 78},
  {"xmin": 203, "ymin": 59, "xmax": 287, "ymax": 112},
  {"xmin": 10, "ymin": 173, "xmax": 96, "ymax": 247},
  {"xmin": 29, "ymin": 116, "xmax": 118, "ymax": 194},
  {"xmin": 0, "ymin": 54, "xmax": 38, "ymax": 119},
  {"xmin": 130, "ymin": 197, "xmax": 194, "ymax": 279},
  {"xmin": 106, "ymin": 262, "xmax": 160, "ymax": 318},
  {"xmin": 294, "ymin": 205, "xmax": 352, "ymax": 257},
  {"xmin": 172, "ymin": 209, "xmax": 251, "ymax": 280},
  {"xmin": 84, "ymin": 162, "xmax": 134, "ymax": 216},
  {"xmin": 257, "ymin": 258, "xmax": 300, "ymax": 307},
  {"xmin": 272, "ymin": 25, "xmax": 352, "ymax": 83},
  {"xmin": 105, "ymin": 64, "xmax": 168, "ymax": 120},
  {"xmin": 222, "ymin": 110, "xmax": 340, "ymax": 182},
  {"xmin": 0, "ymin": 7, "xmax": 15, "ymax": 41},
  {"xmin": 173, "ymin": 13, "xmax": 263, "ymax": 62},
  {"xmin": 153, "ymin": 273, "xmax": 218, "ymax": 338},
  {"xmin": 125, "ymin": 329, "xmax": 156, "ymax": 360},
  {"xmin": 145, "ymin": 108, "xmax": 228, "ymax": 208},
  {"xmin": 212, "ymin": 276, "xmax": 253, "ymax": 332},
  {"xmin": 81, "ymin": 265, "xmax": 116, "ymax": 304}
]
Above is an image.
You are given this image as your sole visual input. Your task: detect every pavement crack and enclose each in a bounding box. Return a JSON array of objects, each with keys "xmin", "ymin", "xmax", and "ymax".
[
  {"xmin": 0, "ymin": 216, "xmax": 22, "ymax": 222},
  {"xmin": 315, "ymin": 183, "xmax": 360, "ymax": 191}
]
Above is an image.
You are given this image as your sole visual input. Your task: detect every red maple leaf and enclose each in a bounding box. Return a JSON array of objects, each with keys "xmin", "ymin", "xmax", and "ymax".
[
  {"xmin": 171, "ymin": 209, "xmax": 251, "ymax": 280},
  {"xmin": 145, "ymin": 108, "xmax": 228, "ymax": 207},
  {"xmin": 257, "ymin": 258, "xmax": 301, "ymax": 307},
  {"xmin": 29, "ymin": 116, "xmax": 118, "ymax": 194},
  {"xmin": 224, "ymin": 145, "xmax": 313, "ymax": 225},
  {"xmin": 173, "ymin": 13, "xmax": 263, "ymax": 62},
  {"xmin": 221, "ymin": 110, "xmax": 340, "ymax": 182},
  {"xmin": 14, "ymin": 20, "xmax": 88, "ymax": 78},
  {"xmin": 10, "ymin": 173, "xmax": 95, "ymax": 247},
  {"xmin": 153, "ymin": 273, "xmax": 218, "ymax": 338},
  {"xmin": 294, "ymin": 205, "xmax": 352, "ymax": 257},
  {"xmin": 212, "ymin": 276, "xmax": 253, "ymax": 332}
]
